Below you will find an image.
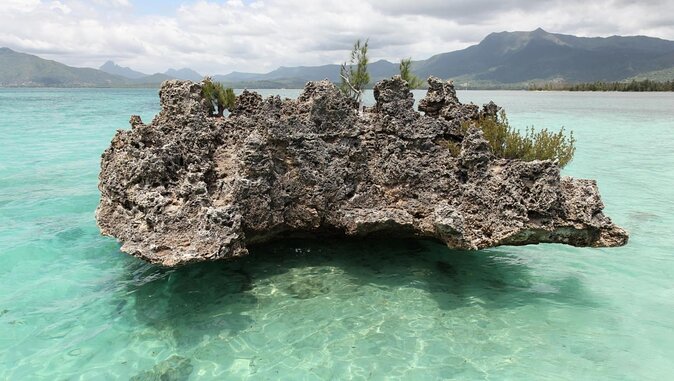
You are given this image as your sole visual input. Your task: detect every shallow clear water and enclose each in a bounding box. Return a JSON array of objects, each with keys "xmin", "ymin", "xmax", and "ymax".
[{"xmin": 0, "ymin": 88, "xmax": 673, "ymax": 380}]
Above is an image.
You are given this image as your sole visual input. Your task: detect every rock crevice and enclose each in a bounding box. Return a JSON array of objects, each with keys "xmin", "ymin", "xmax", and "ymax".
[{"xmin": 96, "ymin": 76, "xmax": 628, "ymax": 266}]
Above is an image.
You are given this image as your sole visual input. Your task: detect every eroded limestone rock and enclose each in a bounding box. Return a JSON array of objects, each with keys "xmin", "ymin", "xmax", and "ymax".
[{"xmin": 96, "ymin": 76, "xmax": 628, "ymax": 266}]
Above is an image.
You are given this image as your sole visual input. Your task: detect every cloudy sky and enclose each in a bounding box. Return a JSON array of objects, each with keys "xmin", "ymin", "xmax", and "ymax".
[{"xmin": 1, "ymin": 0, "xmax": 673, "ymax": 75}]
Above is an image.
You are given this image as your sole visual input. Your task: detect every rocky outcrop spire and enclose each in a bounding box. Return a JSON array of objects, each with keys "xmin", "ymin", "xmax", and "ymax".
[{"xmin": 96, "ymin": 77, "xmax": 628, "ymax": 266}]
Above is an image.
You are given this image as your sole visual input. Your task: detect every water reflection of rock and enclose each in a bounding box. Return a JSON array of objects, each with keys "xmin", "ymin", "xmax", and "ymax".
[
  {"xmin": 129, "ymin": 355, "xmax": 193, "ymax": 381},
  {"xmin": 116, "ymin": 238, "xmax": 599, "ymax": 376},
  {"xmin": 121, "ymin": 260, "xmax": 256, "ymax": 349},
  {"xmin": 122, "ymin": 238, "xmax": 598, "ymax": 324}
]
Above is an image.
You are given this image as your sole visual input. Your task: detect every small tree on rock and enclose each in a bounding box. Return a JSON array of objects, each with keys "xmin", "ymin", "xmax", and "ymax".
[
  {"xmin": 339, "ymin": 39, "xmax": 370, "ymax": 110},
  {"xmin": 202, "ymin": 78, "xmax": 236, "ymax": 117},
  {"xmin": 459, "ymin": 110, "xmax": 576, "ymax": 167},
  {"xmin": 399, "ymin": 58, "xmax": 424, "ymax": 89}
]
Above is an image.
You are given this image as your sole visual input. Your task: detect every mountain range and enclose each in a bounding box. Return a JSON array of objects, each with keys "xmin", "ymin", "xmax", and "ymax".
[
  {"xmin": 98, "ymin": 61, "xmax": 204, "ymax": 82},
  {"xmin": 2, "ymin": 28, "xmax": 674, "ymax": 88}
]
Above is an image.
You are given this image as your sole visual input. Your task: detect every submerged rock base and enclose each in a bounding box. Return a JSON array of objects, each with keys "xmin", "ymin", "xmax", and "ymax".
[{"xmin": 96, "ymin": 76, "xmax": 627, "ymax": 266}]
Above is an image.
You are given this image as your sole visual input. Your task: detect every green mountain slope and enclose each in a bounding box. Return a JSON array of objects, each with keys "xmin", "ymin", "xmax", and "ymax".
[
  {"xmin": 0, "ymin": 48, "xmax": 196, "ymax": 87},
  {"xmin": 0, "ymin": 48, "xmax": 129, "ymax": 87},
  {"xmin": 414, "ymin": 28, "xmax": 674, "ymax": 83},
  {"xmin": 626, "ymin": 66, "xmax": 674, "ymax": 81}
]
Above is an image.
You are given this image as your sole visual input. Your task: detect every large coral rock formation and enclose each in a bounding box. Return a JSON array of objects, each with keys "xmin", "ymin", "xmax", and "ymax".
[{"xmin": 96, "ymin": 76, "xmax": 628, "ymax": 266}]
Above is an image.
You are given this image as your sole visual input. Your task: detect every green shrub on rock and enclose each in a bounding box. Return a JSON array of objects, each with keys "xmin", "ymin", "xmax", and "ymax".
[
  {"xmin": 462, "ymin": 110, "xmax": 576, "ymax": 167},
  {"xmin": 202, "ymin": 79, "xmax": 236, "ymax": 117}
]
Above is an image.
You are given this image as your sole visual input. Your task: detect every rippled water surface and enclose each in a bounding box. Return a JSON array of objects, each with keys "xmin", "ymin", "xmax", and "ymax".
[{"xmin": 1, "ymin": 88, "xmax": 673, "ymax": 380}]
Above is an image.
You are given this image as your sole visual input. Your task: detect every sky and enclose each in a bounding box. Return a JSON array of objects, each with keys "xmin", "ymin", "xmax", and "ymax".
[{"xmin": 1, "ymin": 0, "xmax": 673, "ymax": 75}]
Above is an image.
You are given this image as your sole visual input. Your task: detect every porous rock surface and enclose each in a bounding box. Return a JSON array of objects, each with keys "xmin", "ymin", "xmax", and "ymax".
[{"xmin": 96, "ymin": 76, "xmax": 628, "ymax": 266}]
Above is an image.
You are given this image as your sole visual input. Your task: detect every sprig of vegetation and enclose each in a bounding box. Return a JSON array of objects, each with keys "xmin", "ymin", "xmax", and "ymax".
[
  {"xmin": 461, "ymin": 110, "xmax": 576, "ymax": 167},
  {"xmin": 202, "ymin": 79, "xmax": 236, "ymax": 117},
  {"xmin": 399, "ymin": 58, "xmax": 424, "ymax": 89},
  {"xmin": 339, "ymin": 39, "xmax": 370, "ymax": 109}
]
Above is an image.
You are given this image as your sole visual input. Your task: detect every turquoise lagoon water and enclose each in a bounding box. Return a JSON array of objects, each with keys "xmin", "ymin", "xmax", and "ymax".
[{"xmin": 0, "ymin": 88, "xmax": 673, "ymax": 380}]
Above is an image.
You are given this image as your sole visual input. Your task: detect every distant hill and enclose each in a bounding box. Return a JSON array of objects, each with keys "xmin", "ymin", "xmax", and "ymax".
[
  {"xmin": 2, "ymin": 29, "xmax": 674, "ymax": 88},
  {"xmin": 100, "ymin": 60, "xmax": 201, "ymax": 82},
  {"xmin": 100, "ymin": 60, "xmax": 147, "ymax": 79},
  {"xmin": 165, "ymin": 68, "xmax": 202, "ymax": 81},
  {"xmin": 413, "ymin": 28, "xmax": 674, "ymax": 84},
  {"xmin": 0, "ymin": 49, "xmax": 196, "ymax": 87},
  {"xmin": 626, "ymin": 67, "xmax": 674, "ymax": 82},
  {"xmin": 213, "ymin": 28, "xmax": 674, "ymax": 88},
  {"xmin": 214, "ymin": 59, "xmax": 400, "ymax": 84},
  {"xmin": 0, "ymin": 48, "xmax": 129, "ymax": 87},
  {"xmin": 133, "ymin": 73, "xmax": 173, "ymax": 85},
  {"xmin": 216, "ymin": 64, "xmax": 342, "ymax": 83}
]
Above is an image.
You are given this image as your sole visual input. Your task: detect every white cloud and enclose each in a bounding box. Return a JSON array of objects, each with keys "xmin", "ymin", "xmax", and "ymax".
[
  {"xmin": 92, "ymin": 0, "xmax": 131, "ymax": 7},
  {"xmin": 0, "ymin": 0, "xmax": 672, "ymax": 74},
  {"xmin": 0, "ymin": 0, "xmax": 42, "ymax": 12},
  {"xmin": 49, "ymin": 1, "xmax": 72, "ymax": 14}
]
